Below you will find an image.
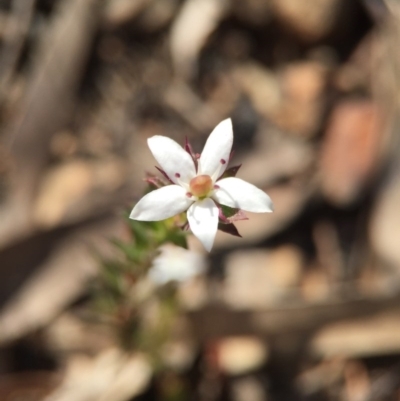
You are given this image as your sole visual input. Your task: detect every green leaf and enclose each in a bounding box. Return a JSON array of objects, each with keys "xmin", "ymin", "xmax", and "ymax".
[
  {"xmin": 128, "ymin": 219, "xmax": 149, "ymax": 248},
  {"xmin": 112, "ymin": 239, "xmax": 142, "ymax": 264},
  {"xmin": 167, "ymin": 229, "xmax": 188, "ymax": 249},
  {"xmin": 99, "ymin": 260, "xmax": 126, "ymax": 298}
]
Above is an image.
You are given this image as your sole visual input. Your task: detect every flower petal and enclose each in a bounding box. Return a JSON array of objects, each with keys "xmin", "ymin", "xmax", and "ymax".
[
  {"xmin": 187, "ymin": 198, "xmax": 219, "ymax": 252},
  {"xmin": 130, "ymin": 185, "xmax": 193, "ymax": 221},
  {"xmin": 198, "ymin": 118, "xmax": 233, "ymax": 181},
  {"xmin": 213, "ymin": 177, "xmax": 273, "ymax": 213},
  {"xmin": 149, "ymin": 244, "xmax": 205, "ymax": 284},
  {"xmin": 148, "ymin": 135, "xmax": 196, "ymax": 186}
]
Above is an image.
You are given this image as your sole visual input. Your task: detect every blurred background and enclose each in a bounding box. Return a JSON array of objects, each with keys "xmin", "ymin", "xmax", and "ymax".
[{"xmin": 0, "ymin": 0, "xmax": 400, "ymax": 400}]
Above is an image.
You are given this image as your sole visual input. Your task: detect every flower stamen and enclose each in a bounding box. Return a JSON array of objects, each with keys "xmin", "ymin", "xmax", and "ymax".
[{"xmin": 189, "ymin": 175, "xmax": 213, "ymax": 198}]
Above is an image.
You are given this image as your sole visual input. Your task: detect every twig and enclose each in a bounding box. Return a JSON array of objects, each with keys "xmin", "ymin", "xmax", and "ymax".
[
  {"xmin": 0, "ymin": 0, "xmax": 36, "ymax": 102},
  {"xmin": 0, "ymin": 0, "xmax": 101, "ymax": 249}
]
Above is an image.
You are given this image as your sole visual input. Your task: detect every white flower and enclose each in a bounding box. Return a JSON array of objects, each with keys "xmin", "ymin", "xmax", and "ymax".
[
  {"xmin": 149, "ymin": 244, "xmax": 205, "ymax": 284},
  {"xmin": 130, "ymin": 118, "xmax": 273, "ymax": 251}
]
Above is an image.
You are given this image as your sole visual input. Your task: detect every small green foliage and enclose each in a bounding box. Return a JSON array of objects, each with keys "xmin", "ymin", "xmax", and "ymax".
[{"xmin": 93, "ymin": 208, "xmax": 188, "ymax": 359}]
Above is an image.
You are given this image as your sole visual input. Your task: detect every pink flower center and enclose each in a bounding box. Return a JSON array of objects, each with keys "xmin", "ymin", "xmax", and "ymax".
[{"xmin": 189, "ymin": 175, "xmax": 213, "ymax": 198}]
